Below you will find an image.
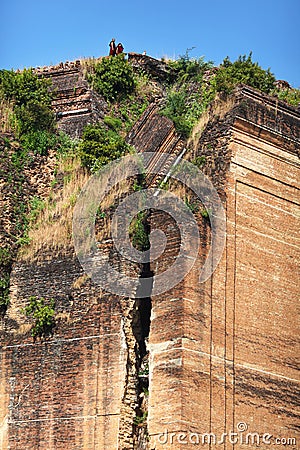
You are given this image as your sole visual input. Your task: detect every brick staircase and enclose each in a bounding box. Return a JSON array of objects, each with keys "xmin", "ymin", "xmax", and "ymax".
[
  {"xmin": 35, "ymin": 60, "xmax": 107, "ymax": 138},
  {"xmin": 126, "ymin": 103, "xmax": 186, "ymax": 187}
]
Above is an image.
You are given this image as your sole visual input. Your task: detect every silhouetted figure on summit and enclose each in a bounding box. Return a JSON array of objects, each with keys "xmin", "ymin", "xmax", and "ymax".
[
  {"xmin": 116, "ymin": 43, "xmax": 124, "ymax": 55},
  {"xmin": 109, "ymin": 38, "xmax": 116, "ymax": 56}
]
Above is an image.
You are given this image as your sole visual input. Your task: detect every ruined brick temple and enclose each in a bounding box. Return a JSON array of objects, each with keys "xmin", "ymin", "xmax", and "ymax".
[{"xmin": 0, "ymin": 54, "xmax": 299, "ymax": 449}]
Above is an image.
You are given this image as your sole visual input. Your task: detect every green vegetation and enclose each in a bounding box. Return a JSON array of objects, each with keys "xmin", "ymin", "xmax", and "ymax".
[
  {"xmin": 185, "ymin": 198, "xmax": 199, "ymax": 213},
  {"xmin": 85, "ymin": 55, "xmax": 136, "ymax": 102},
  {"xmin": 0, "ymin": 68, "xmax": 78, "ymax": 157},
  {"xmin": 212, "ymin": 53, "xmax": 276, "ymax": 95},
  {"xmin": 118, "ymin": 94, "xmax": 149, "ymax": 132},
  {"xmin": 161, "ymin": 52, "xmax": 215, "ymax": 137},
  {"xmin": 167, "ymin": 49, "xmax": 214, "ymax": 83},
  {"xmin": 275, "ymin": 87, "xmax": 300, "ymax": 106},
  {"xmin": 138, "ymin": 362, "xmax": 149, "ymax": 377},
  {"xmin": 12, "ymin": 194, "xmax": 47, "ymax": 246},
  {"xmin": 0, "ymin": 248, "xmax": 12, "ymax": 267},
  {"xmin": 0, "ymin": 130, "xmax": 77, "ymax": 315},
  {"xmin": 27, "ymin": 196, "xmax": 46, "ymax": 226},
  {"xmin": 81, "ymin": 58, "xmax": 154, "ymax": 171},
  {"xmin": 20, "ymin": 129, "xmax": 57, "ymax": 156},
  {"xmin": 21, "ymin": 296, "xmax": 55, "ymax": 339},
  {"xmin": 78, "ymin": 123, "xmax": 133, "ymax": 172},
  {"xmin": 134, "ymin": 411, "xmax": 148, "ymax": 426},
  {"xmin": 0, "ymin": 246, "xmax": 13, "ymax": 311},
  {"xmin": 0, "ymin": 50, "xmax": 299, "ymax": 319},
  {"xmin": 192, "ymin": 156, "xmax": 206, "ymax": 168},
  {"xmin": 0, "ymin": 273, "xmax": 10, "ymax": 309},
  {"xmin": 161, "ymin": 51, "xmax": 299, "ymax": 138},
  {"xmin": 200, "ymin": 208, "xmax": 211, "ymax": 219},
  {"xmin": 160, "ymin": 87, "xmax": 212, "ymax": 138},
  {"xmin": 84, "ymin": 55, "xmax": 153, "ymax": 133},
  {"xmin": 0, "ymin": 68, "xmax": 55, "ymax": 154},
  {"xmin": 0, "ymin": 69, "xmax": 52, "ymax": 108},
  {"xmin": 103, "ymin": 115, "xmax": 123, "ymax": 131},
  {"xmin": 161, "ymin": 89, "xmax": 192, "ymax": 138},
  {"xmin": 129, "ymin": 212, "xmax": 150, "ymax": 251}
]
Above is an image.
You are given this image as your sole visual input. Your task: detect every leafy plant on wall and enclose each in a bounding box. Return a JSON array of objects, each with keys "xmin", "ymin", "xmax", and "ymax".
[{"xmin": 21, "ymin": 296, "xmax": 56, "ymax": 339}]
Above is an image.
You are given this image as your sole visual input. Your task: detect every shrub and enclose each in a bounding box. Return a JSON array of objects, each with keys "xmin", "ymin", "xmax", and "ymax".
[
  {"xmin": 86, "ymin": 55, "xmax": 136, "ymax": 102},
  {"xmin": 0, "ymin": 68, "xmax": 52, "ymax": 106},
  {"xmin": 0, "ymin": 68, "xmax": 54, "ymax": 135},
  {"xmin": 0, "ymin": 274, "xmax": 10, "ymax": 309},
  {"xmin": 274, "ymin": 88, "xmax": 300, "ymax": 106},
  {"xmin": 161, "ymin": 52, "xmax": 279, "ymax": 137},
  {"xmin": 161, "ymin": 88, "xmax": 207, "ymax": 138},
  {"xmin": 160, "ymin": 89, "xmax": 191, "ymax": 137},
  {"xmin": 167, "ymin": 49, "xmax": 214, "ymax": 83},
  {"xmin": 20, "ymin": 129, "xmax": 57, "ymax": 156},
  {"xmin": 103, "ymin": 115, "xmax": 122, "ymax": 131},
  {"xmin": 21, "ymin": 296, "xmax": 55, "ymax": 339},
  {"xmin": 213, "ymin": 53, "xmax": 276, "ymax": 94},
  {"xmin": 129, "ymin": 212, "xmax": 150, "ymax": 251},
  {"xmin": 15, "ymin": 100, "xmax": 55, "ymax": 135},
  {"xmin": 78, "ymin": 123, "xmax": 132, "ymax": 171}
]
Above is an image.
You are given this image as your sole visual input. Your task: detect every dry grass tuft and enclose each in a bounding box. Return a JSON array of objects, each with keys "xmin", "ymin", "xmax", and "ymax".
[
  {"xmin": 72, "ymin": 273, "xmax": 90, "ymax": 289},
  {"xmin": 188, "ymin": 95, "xmax": 236, "ymax": 152},
  {"xmin": 80, "ymin": 56, "xmax": 105, "ymax": 79},
  {"xmin": 16, "ymin": 323, "xmax": 32, "ymax": 335},
  {"xmin": 55, "ymin": 312, "xmax": 71, "ymax": 322},
  {"xmin": 19, "ymin": 157, "xmax": 90, "ymax": 261},
  {"xmin": 0, "ymin": 99, "xmax": 17, "ymax": 133},
  {"xmin": 188, "ymin": 109, "xmax": 210, "ymax": 151},
  {"xmin": 19, "ymin": 156, "xmax": 138, "ymax": 261}
]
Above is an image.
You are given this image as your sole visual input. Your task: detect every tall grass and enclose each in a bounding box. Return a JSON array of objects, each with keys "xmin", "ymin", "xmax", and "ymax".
[
  {"xmin": 0, "ymin": 99, "xmax": 17, "ymax": 133},
  {"xmin": 19, "ymin": 157, "xmax": 89, "ymax": 260}
]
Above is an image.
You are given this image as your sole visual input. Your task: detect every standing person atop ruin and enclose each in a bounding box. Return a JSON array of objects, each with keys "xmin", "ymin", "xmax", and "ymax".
[
  {"xmin": 109, "ymin": 38, "xmax": 116, "ymax": 56},
  {"xmin": 116, "ymin": 42, "xmax": 124, "ymax": 55}
]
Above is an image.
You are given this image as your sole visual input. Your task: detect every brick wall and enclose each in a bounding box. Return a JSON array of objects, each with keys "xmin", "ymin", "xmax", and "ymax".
[
  {"xmin": 147, "ymin": 87, "xmax": 300, "ymax": 449},
  {"xmin": 35, "ymin": 60, "xmax": 108, "ymax": 138},
  {"xmin": 0, "ymin": 245, "xmax": 143, "ymax": 449},
  {"xmin": 1, "ymin": 85, "xmax": 299, "ymax": 450}
]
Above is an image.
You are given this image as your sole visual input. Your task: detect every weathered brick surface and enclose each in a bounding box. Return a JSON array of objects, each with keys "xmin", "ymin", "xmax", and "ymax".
[
  {"xmin": 35, "ymin": 60, "xmax": 108, "ymax": 138},
  {"xmin": 127, "ymin": 53, "xmax": 174, "ymax": 81},
  {"xmin": 0, "ymin": 83, "xmax": 299, "ymax": 450},
  {"xmin": 147, "ymin": 88, "xmax": 299, "ymax": 449},
  {"xmin": 0, "ymin": 248, "xmax": 133, "ymax": 449}
]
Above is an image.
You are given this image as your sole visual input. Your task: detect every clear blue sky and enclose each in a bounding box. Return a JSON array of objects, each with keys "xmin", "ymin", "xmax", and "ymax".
[{"xmin": 1, "ymin": 0, "xmax": 299, "ymax": 87}]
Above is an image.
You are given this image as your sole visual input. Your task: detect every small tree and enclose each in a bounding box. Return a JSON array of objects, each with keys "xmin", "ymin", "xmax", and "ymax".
[
  {"xmin": 0, "ymin": 68, "xmax": 54, "ymax": 135},
  {"xmin": 167, "ymin": 49, "xmax": 214, "ymax": 83},
  {"xmin": 78, "ymin": 123, "xmax": 132, "ymax": 171},
  {"xmin": 22, "ymin": 296, "xmax": 55, "ymax": 339},
  {"xmin": 86, "ymin": 55, "xmax": 136, "ymax": 102},
  {"xmin": 0, "ymin": 274, "xmax": 10, "ymax": 310},
  {"xmin": 213, "ymin": 53, "xmax": 276, "ymax": 94}
]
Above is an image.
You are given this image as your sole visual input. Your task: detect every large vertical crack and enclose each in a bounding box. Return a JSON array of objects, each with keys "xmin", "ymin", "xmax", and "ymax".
[
  {"xmin": 118, "ymin": 295, "xmax": 139, "ymax": 450},
  {"xmin": 118, "ymin": 200, "xmax": 152, "ymax": 450},
  {"xmin": 132, "ymin": 261, "xmax": 152, "ymax": 450},
  {"xmin": 118, "ymin": 215, "xmax": 153, "ymax": 450},
  {"xmin": 118, "ymin": 277, "xmax": 152, "ymax": 450}
]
